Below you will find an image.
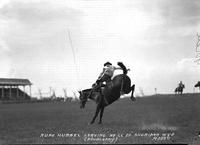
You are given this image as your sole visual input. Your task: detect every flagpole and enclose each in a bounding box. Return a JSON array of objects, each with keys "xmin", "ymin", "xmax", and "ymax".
[{"xmin": 67, "ymin": 29, "xmax": 80, "ymax": 88}]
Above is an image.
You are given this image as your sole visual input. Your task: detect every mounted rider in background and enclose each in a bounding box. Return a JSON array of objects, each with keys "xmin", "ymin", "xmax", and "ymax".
[{"xmin": 178, "ymin": 81, "xmax": 184, "ymax": 88}]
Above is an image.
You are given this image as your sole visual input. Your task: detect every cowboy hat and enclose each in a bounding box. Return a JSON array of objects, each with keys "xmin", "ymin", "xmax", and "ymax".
[{"xmin": 104, "ymin": 62, "xmax": 112, "ymax": 66}]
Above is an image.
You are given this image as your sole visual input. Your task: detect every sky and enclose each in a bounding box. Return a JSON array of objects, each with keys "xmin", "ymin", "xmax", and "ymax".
[{"xmin": 0, "ymin": 0, "xmax": 200, "ymax": 97}]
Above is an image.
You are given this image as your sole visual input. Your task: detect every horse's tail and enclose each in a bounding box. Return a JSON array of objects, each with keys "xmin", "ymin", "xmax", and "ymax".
[{"xmin": 117, "ymin": 62, "xmax": 127, "ymax": 75}]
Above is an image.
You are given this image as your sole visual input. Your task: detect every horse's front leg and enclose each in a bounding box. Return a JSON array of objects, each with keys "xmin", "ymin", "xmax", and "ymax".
[
  {"xmin": 130, "ymin": 84, "xmax": 135, "ymax": 101},
  {"xmin": 90, "ymin": 104, "xmax": 101, "ymax": 124},
  {"xmin": 98, "ymin": 106, "xmax": 105, "ymax": 124}
]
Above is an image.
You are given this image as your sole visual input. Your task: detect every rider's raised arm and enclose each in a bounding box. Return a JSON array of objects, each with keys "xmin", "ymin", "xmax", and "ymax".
[
  {"xmin": 114, "ymin": 66, "xmax": 130, "ymax": 72},
  {"xmin": 98, "ymin": 68, "xmax": 105, "ymax": 79},
  {"xmin": 113, "ymin": 66, "xmax": 122, "ymax": 70}
]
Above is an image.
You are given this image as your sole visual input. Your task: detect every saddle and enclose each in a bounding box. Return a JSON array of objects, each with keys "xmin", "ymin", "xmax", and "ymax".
[
  {"xmin": 89, "ymin": 81, "xmax": 110, "ymax": 105},
  {"xmin": 92, "ymin": 82, "xmax": 107, "ymax": 92}
]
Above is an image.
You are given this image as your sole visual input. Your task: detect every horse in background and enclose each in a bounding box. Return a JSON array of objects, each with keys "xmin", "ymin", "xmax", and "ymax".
[
  {"xmin": 79, "ymin": 62, "xmax": 135, "ymax": 124},
  {"xmin": 194, "ymin": 81, "xmax": 200, "ymax": 92},
  {"xmin": 174, "ymin": 84, "xmax": 185, "ymax": 95}
]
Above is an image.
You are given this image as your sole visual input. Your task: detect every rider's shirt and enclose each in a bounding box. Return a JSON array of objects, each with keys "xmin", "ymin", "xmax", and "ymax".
[
  {"xmin": 98, "ymin": 65, "xmax": 121, "ymax": 79},
  {"xmin": 103, "ymin": 65, "xmax": 116, "ymax": 77},
  {"xmin": 178, "ymin": 82, "xmax": 184, "ymax": 87},
  {"xmin": 179, "ymin": 82, "xmax": 183, "ymax": 87}
]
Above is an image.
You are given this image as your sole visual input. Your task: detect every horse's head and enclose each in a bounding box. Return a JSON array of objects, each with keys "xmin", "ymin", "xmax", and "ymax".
[
  {"xmin": 78, "ymin": 90, "xmax": 89, "ymax": 109},
  {"xmin": 175, "ymin": 87, "xmax": 178, "ymax": 92},
  {"xmin": 195, "ymin": 81, "xmax": 200, "ymax": 87}
]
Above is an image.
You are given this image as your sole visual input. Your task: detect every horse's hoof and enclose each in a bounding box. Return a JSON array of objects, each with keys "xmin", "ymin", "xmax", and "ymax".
[
  {"xmin": 98, "ymin": 122, "xmax": 102, "ymax": 124},
  {"xmin": 131, "ymin": 97, "xmax": 136, "ymax": 101}
]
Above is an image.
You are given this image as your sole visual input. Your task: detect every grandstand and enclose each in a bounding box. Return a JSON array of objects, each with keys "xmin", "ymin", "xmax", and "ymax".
[{"xmin": 0, "ymin": 78, "xmax": 32, "ymax": 100}]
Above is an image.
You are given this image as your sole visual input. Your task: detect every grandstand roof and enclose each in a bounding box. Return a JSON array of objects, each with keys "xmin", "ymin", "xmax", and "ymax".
[{"xmin": 0, "ymin": 78, "xmax": 32, "ymax": 86}]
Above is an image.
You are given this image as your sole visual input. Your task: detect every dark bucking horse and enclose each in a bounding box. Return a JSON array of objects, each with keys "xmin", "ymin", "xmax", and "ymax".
[
  {"xmin": 78, "ymin": 62, "xmax": 135, "ymax": 124},
  {"xmin": 174, "ymin": 84, "xmax": 185, "ymax": 95}
]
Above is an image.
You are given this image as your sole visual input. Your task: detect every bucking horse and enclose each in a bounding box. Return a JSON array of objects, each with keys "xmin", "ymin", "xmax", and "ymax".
[{"xmin": 78, "ymin": 62, "xmax": 135, "ymax": 124}]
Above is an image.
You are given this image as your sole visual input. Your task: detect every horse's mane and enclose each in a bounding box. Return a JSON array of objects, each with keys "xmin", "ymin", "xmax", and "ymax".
[
  {"xmin": 117, "ymin": 62, "xmax": 127, "ymax": 75},
  {"xmin": 82, "ymin": 88, "xmax": 92, "ymax": 93}
]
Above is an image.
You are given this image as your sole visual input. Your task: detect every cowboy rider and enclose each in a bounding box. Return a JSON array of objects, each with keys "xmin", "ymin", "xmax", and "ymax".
[
  {"xmin": 88, "ymin": 61, "xmax": 129, "ymax": 100},
  {"xmin": 95, "ymin": 61, "xmax": 123, "ymax": 87},
  {"xmin": 178, "ymin": 81, "xmax": 184, "ymax": 88}
]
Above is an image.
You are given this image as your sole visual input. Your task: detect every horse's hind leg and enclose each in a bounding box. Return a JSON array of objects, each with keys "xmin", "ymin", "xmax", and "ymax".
[
  {"xmin": 90, "ymin": 104, "xmax": 101, "ymax": 124},
  {"xmin": 98, "ymin": 106, "xmax": 105, "ymax": 124}
]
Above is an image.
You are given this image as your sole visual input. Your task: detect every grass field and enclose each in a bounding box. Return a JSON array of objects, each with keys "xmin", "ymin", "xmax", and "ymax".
[{"xmin": 0, "ymin": 93, "xmax": 200, "ymax": 144}]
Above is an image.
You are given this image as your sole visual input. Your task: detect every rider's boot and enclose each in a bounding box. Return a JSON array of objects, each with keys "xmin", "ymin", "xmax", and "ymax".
[
  {"xmin": 87, "ymin": 81, "xmax": 101, "ymax": 99},
  {"xmin": 87, "ymin": 89, "xmax": 93, "ymax": 99}
]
